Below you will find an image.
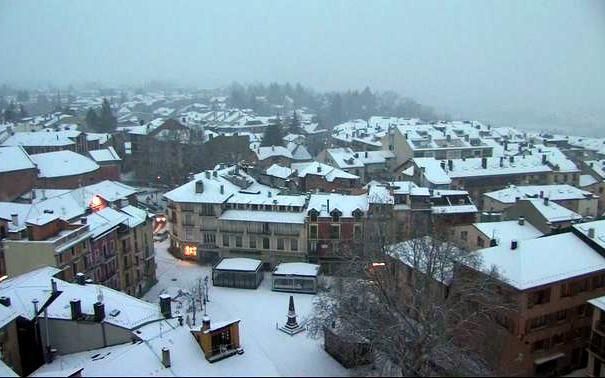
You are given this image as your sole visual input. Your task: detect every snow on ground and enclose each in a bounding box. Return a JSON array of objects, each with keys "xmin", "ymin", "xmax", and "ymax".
[{"xmin": 145, "ymin": 240, "xmax": 349, "ymax": 377}]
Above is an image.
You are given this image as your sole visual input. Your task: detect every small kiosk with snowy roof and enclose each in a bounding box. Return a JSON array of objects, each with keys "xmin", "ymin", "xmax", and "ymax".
[
  {"xmin": 191, "ymin": 316, "xmax": 241, "ymax": 363},
  {"xmin": 212, "ymin": 258, "xmax": 263, "ymax": 289},
  {"xmin": 272, "ymin": 262, "xmax": 320, "ymax": 294}
]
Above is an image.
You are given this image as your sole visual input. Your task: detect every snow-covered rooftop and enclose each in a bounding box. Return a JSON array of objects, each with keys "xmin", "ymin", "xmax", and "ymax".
[
  {"xmin": 88, "ymin": 147, "xmax": 121, "ymax": 162},
  {"xmin": 484, "ymin": 184, "xmax": 596, "ymax": 203},
  {"xmin": 30, "ymin": 150, "xmax": 99, "ymax": 178},
  {"xmin": 473, "ymin": 220, "xmax": 544, "ymax": 246},
  {"xmin": 265, "ymin": 164, "xmax": 294, "ymax": 179},
  {"xmin": 524, "ymin": 198, "xmax": 583, "ymax": 223},
  {"xmin": 473, "ymin": 233, "xmax": 605, "ymax": 290},
  {"xmin": 219, "ymin": 209, "xmax": 305, "ymax": 224},
  {"xmin": 307, "ymin": 193, "xmax": 369, "ymax": 217},
  {"xmin": 255, "ymin": 146, "xmax": 293, "ymax": 161},
  {"xmin": 214, "ymin": 258, "xmax": 262, "ymax": 272},
  {"xmin": 0, "ymin": 146, "xmax": 36, "ymax": 173},
  {"xmin": 273, "ymin": 263, "xmax": 320, "ymax": 277},
  {"xmin": 291, "ymin": 162, "xmax": 359, "ymax": 182}
]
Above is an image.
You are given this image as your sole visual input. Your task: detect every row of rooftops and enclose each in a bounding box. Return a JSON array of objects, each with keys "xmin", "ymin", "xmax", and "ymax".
[
  {"xmin": 0, "ymin": 181, "xmax": 145, "ymax": 239},
  {"xmin": 0, "ymin": 145, "xmax": 120, "ymax": 177},
  {"xmin": 164, "ymin": 164, "xmax": 479, "ymax": 221},
  {"xmin": 412, "ymin": 145, "xmax": 580, "ymax": 185}
]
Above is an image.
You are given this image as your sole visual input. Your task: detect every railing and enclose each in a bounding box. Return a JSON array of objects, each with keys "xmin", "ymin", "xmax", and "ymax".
[{"xmin": 53, "ymin": 225, "xmax": 90, "ymax": 250}]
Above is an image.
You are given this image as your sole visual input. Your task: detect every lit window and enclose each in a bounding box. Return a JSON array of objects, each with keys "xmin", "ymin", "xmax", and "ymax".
[{"xmin": 184, "ymin": 245, "xmax": 197, "ymax": 257}]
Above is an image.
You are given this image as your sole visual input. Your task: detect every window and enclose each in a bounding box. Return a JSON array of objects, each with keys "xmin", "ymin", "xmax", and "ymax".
[
  {"xmin": 330, "ymin": 224, "xmax": 340, "ymax": 240},
  {"xmin": 249, "ymin": 237, "xmax": 256, "ymax": 249},
  {"xmin": 277, "ymin": 239, "xmax": 285, "ymax": 250},
  {"xmin": 263, "ymin": 238, "xmax": 270, "ymax": 249},
  {"xmin": 309, "ymin": 225, "xmax": 318, "ymax": 239},
  {"xmin": 555, "ymin": 310, "xmax": 567, "ymax": 322},
  {"xmin": 235, "ymin": 236, "xmax": 242, "ymax": 248},
  {"xmin": 552, "ymin": 333, "xmax": 564, "ymax": 345},
  {"xmin": 477, "ymin": 236, "xmax": 485, "ymax": 248},
  {"xmin": 527, "ymin": 288, "xmax": 550, "ymax": 308},
  {"xmin": 185, "ymin": 228, "xmax": 193, "ymax": 241},
  {"xmin": 354, "ymin": 224, "xmax": 363, "ymax": 241},
  {"xmin": 222, "ymin": 234, "xmax": 229, "ymax": 247},
  {"xmin": 290, "ymin": 239, "xmax": 298, "ymax": 251},
  {"xmin": 203, "ymin": 233, "xmax": 215, "ymax": 245},
  {"xmin": 593, "ymin": 274, "xmax": 605, "ymax": 289},
  {"xmin": 532, "ymin": 339, "xmax": 549, "ymax": 352},
  {"xmin": 331, "ymin": 210, "xmax": 341, "ymax": 222},
  {"xmin": 529, "ymin": 315, "xmax": 548, "ymax": 331},
  {"xmin": 309, "ymin": 210, "xmax": 318, "ymax": 223},
  {"xmin": 460, "ymin": 231, "xmax": 468, "ymax": 241}
]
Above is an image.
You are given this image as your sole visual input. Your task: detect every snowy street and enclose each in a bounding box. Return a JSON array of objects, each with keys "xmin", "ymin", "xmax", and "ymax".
[{"xmin": 144, "ymin": 240, "xmax": 349, "ymax": 377}]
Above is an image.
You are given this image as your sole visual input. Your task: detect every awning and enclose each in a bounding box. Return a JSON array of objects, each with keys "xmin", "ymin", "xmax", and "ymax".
[{"xmin": 534, "ymin": 352, "xmax": 565, "ymax": 365}]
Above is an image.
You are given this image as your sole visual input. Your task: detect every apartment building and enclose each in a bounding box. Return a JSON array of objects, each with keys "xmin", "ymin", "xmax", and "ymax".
[
  {"xmin": 460, "ymin": 229, "xmax": 605, "ymax": 376},
  {"xmin": 306, "ymin": 193, "xmax": 369, "ymax": 274},
  {"xmin": 389, "ymin": 122, "xmax": 494, "ymax": 169},
  {"xmin": 504, "ymin": 198, "xmax": 584, "ymax": 234},
  {"xmin": 408, "ymin": 149, "xmax": 579, "ymax": 206},
  {"xmin": 164, "ymin": 165, "xmax": 308, "ymax": 269},
  {"xmin": 483, "ymin": 184, "xmax": 599, "ymax": 218}
]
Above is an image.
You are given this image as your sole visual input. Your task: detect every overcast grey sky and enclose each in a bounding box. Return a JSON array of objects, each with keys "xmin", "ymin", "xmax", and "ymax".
[{"xmin": 1, "ymin": 0, "xmax": 604, "ymax": 127}]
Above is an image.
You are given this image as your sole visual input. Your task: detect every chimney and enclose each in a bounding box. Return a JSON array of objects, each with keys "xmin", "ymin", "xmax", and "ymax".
[
  {"xmin": 220, "ymin": 185, "xmax": 224, "ymax": 195},
  {"xmin": 542, "ymin": 154, "xmax": 547, "ymax": 164},
  {"xmin": 518, "ymin": 216, "xmax": 525, "ymax": 226},
  {"xmin": 76, "ymin": 273, "xmax": 86, "ymax": 285},
  {"xmin": 404, "ymin": 133, "xmax": 408, "ymax": 140},
  {"xmin": 195, "ymin": 180, "xmax": 204, "ymax": 193},
  {"xmin": 161, "ymin": 348, "xmax": 171, "ymax": 368},
  {"xmin": 70, "ymin": 299, "xmax": 82, "ymax": 320},
  {"xmin": 271, "ymin": 145, "xmax": 275, "ymax": 151},
  {"xmin": 543, "ymin": 197, "xmax": 549, "ymax": 206},
  {"xmin": 447, "ymin": 159, "xmax": 453, "ymax": 171},
  {"xmin": 326, "ymin": 199, "xmax": 330, "ymax": 213},
  {"xmin": 365, "ymin": 151, "xmax": 368, "ymax": 158},
  {"xmin": 590, "ymin": 162, "xmax": 594, "ymax": 168},
  {"xmin": 202, "ymin": 315, "xmax": 211, "ymax": 332},
  {"xmin": 510, "ymin": 240, "xmax": 518, "ymax": 250},
  {"xmin": 354, "ymin": 153, "xmax": 359, "ymax": 158},
  {"xmin": 539, "ymin": 190, "xmax": 544, "ymax": 198},
  {"xmin": 509, "ymin": 156, "xmax": 514, "ymax": 163},
  {"xmin": 268, "ymin": 191, "xmax": 272, "ymax": 198},
  {"xmin": 205, "ymin": 171, "xmax": 211, "ymax": 179},
  {"xmin": 11, "ymin": 213, "xmax": 18, "ymax": 225},
  {"xmin": 93, "ymin": 302, "xmax": 105, "ymax": 322},
  {"xmin": 481, "ymin": 157, "xmax": 487, "ymax": 169},
  {"xmin": 80, "ymin": 217, "xmax": 87, "ymax": 225},
  {"xmin": 317, "ymin": 165, "xmax": 322, "ymax": 173},
  {"xmin": 499, "ymin": 156, "xmax": 504, "ymax": 167},
  {"xmin": 504, "ymin": 141, "xmax": 508, "ymax": 151},
  {"xmin": 515, "ymin": 196, "xmax": 521, "ymax": 202},
  {"xmin": 213, "ymin": 171, "xmax": 217, "ymax": 177},
  {"xmin": 440, "ymin": 161, "xmax": 446, "ymax": 170},
  {"xmin": 588, "ymin": 228, "xmax": 596, "ymax": 239},
  {"xmin": 159, "ymin": 294, "xmax": 172, "ymax": 319},
  {"xmin": 0, "ymin": 296, "xmax": 10, "ymax": 306},
  {"xmin": 446, "ymin": 134, "xmax": 451, "ymax": 142},
  {"xmin": 51, "ymin": 279, "xmax": 58, "ymax": 294},
  {"xmin": 489, "ymin": 239, "xmax": 497, "ymax": 247}
]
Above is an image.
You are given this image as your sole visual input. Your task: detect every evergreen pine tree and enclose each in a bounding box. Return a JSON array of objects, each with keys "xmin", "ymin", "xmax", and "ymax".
[
  {"xmin": 98, "ymin": 98, "xmax": 117, "ymax": 132},
  {"xmin": 261, "ymin": 118, "xmax": 285, "ymax": 147},
  {"xmin": 85, "ymin": 108, "xmax": 100, "ymax": 131}
]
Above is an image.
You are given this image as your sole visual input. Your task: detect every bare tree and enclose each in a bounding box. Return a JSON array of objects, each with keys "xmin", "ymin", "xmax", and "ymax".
[{"xmin": 308, "ymin": 217, "xmax": 513, "ymax": 376}]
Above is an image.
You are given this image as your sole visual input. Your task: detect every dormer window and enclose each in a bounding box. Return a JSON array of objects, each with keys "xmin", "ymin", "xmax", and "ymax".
[
  {"xmin": 352, "ymin": 209, "xmax": 364, "ymax": 220},
  {"xmin": 330, "ymin": 209, "xmax": 342, "ymax": 222},
  {"xmin": 308, "ymin": 209, "xmax": 319, "ymax": 222}
]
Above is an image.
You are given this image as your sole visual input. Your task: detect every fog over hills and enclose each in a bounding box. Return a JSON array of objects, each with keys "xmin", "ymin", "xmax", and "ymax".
[{"xmin": 0, "ymin": 0, "xmax": 603, "ymax": 133}]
